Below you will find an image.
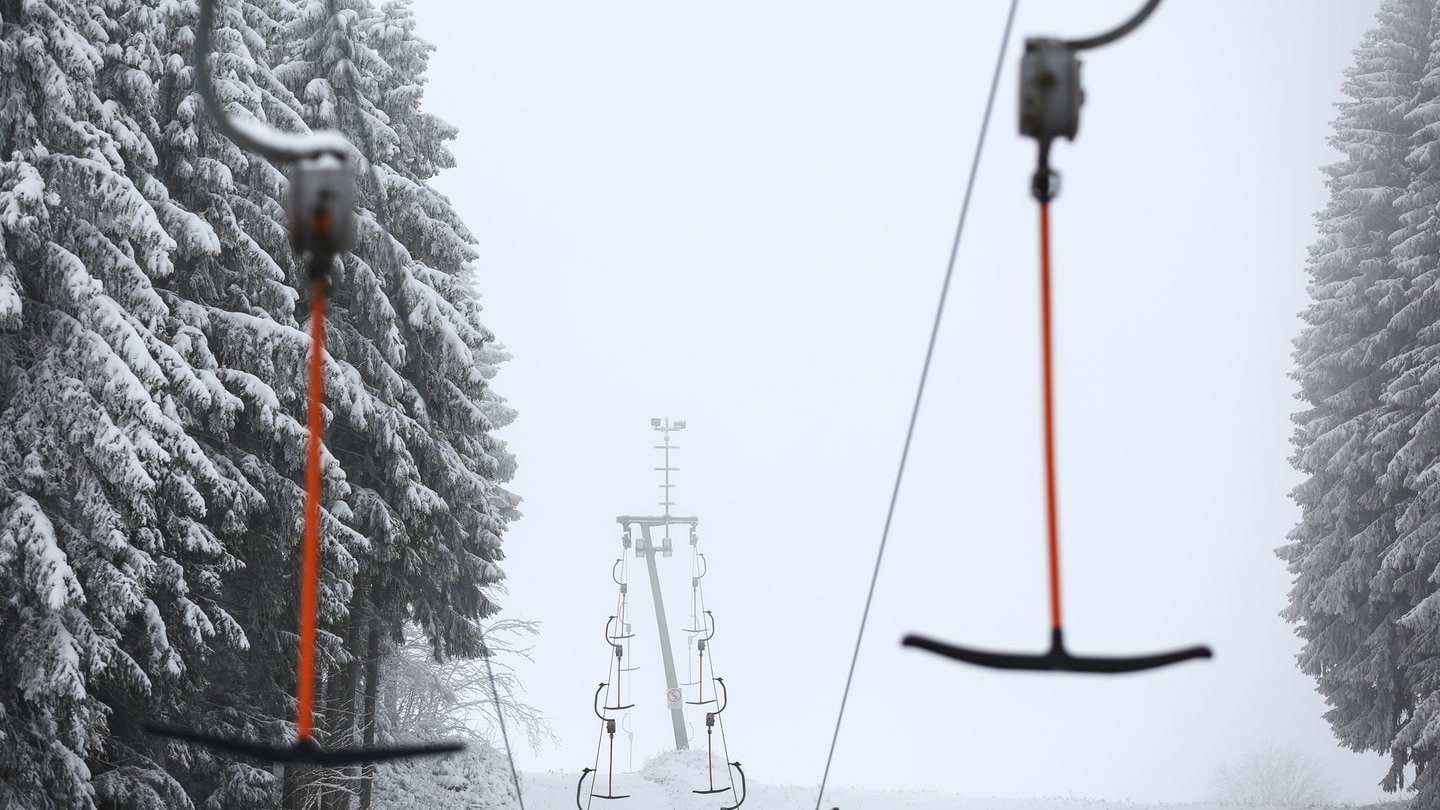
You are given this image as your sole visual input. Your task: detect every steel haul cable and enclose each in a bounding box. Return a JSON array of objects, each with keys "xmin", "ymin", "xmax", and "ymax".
[
  {"xmin": 479, "ymin": 623, "xmax": 527, "ymax": 810},
  {"xmin": 704, "ymin": 636, "xmax": 740, "ymax": 799},
  {"xmin": 687, "ymin": 526, "xmax": 739, "ymax": 801},
  {"xmin": 582, "ymin": 532, "xmax": 637, "ymax": 808},
  {"xmin": 691, "ymin": 570, "xmax": 728, "ymax": 792},
  {"xmin": 812, "ymin": 1, "xmax": 1021, "ymax": 806},
  {"xmin": 586, "ymin": 692, "xmax": 606, "ymax": 810}
]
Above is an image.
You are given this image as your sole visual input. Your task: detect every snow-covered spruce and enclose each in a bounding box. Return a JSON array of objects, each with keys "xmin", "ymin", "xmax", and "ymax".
[
  {"xmin": 0, "ymin": 0, "xmax": 517, "ymax": 807},
  {"xmin": 1286, "ymin": 0, "xmax": 1440, "ymax": 801}
]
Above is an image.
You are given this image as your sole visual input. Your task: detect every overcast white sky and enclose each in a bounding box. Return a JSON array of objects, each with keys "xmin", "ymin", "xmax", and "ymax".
[{"xmin": 408, "ymin": 0, "xmax": 1388, "ymax": 803}]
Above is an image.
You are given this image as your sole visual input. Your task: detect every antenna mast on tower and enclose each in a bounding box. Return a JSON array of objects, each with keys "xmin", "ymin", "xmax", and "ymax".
[{"xmin": 655, "ymin": 417, "xmax": 685, "ymax": 547}]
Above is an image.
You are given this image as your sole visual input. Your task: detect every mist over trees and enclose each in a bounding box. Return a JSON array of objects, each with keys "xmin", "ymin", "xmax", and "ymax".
[
  {"xmin": 1286, "ymin": 0, "xmax": 1440, "ymax": 801},
  {"xmin": 0, "ymin": 0, "xmax": 518, "ymax": 807}
]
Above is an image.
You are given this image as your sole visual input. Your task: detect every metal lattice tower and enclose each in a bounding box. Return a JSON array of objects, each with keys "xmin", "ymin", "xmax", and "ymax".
[{"xmin": 615, "ymin": 416, "xmax": 694, "ymax": 750}]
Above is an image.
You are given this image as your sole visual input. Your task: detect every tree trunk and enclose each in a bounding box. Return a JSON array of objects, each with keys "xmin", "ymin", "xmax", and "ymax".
[
  {"xmin": 319, "ymin": 576, "xmax": 370, "ymax": 810},
  {"xmin": 357, "ymin": 618, "xmax": 383, "ymax": 810},
  {"xmin": 281, "ymin": 760, "xmax": 315, "ymax": 810}
]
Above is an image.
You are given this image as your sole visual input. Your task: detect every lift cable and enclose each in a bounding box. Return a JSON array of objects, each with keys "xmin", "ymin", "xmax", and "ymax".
[
  {"xmin": 687, "ymin": 527, "xmax": 740, "ymax": 801},
  {"xmin": 1063, "ymin": 0, "xmax": 1159, "ymax": 51},
  {"xmin": 586, "ymin": 678, "xmax": 628, "ymax": 806},
  {"xmin": 682, "ymin": 547, "xmax": 706, "ymax": 686},
  {"xmin": 193, "ymin": 0, "xmax": 348, "ymax": 163},
  {"xmin": 717, "ymin": 712, "xmax": 744, "ymax": 809},
  {"xmin": 812, "ymin": 0, "xmax": 1020, "ymax": 805},
  {"xmin": 581, "ymin": 530, "xmax": 639, "ymax": 808},
  {"xmin": 583, "ymin": 698, "xmax": 606, "ymax": 810},
  {"xmin": 583, "ymin": 685, "xmax": 609, "ymax": 810},
  {"xmin": 479, "ymin": 622, "xmax": 527, "ymax": 810},
  {"xmin": 702, "ymin": 633, "xmax": 740, "ymax": 801}
]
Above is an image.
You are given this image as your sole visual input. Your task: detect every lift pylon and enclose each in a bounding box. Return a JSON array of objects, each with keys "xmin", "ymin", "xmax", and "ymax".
[
  {"xmin": 581, "ymin": 418, "xmax": 744, "ymax": 804},
  {"xmin": 614, "ymin": 512, "xmax": 698, "ymax": 750}
]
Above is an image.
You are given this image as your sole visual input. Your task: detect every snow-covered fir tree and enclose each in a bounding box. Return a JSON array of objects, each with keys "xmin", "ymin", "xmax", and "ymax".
[
  {"xmin": 0, "ymin": 0, "xmax": 518, "ymax": 806},
  {"xmin": 1286, "ymin": 0, "xmax": 1440, "ymax": 800},
  {"xmin": 0, "ymin": 0, "xmax": 247, "ymax": 805}
]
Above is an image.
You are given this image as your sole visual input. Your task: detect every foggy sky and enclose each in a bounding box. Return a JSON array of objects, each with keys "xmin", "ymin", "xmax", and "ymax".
[{"xmin": 407, "ymin": 0, "xmax": 1388, "ymax": 802}]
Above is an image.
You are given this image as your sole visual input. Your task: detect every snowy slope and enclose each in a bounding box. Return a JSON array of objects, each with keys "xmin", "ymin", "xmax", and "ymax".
[{"xmin": 514, "ymin": 751, "xmax": 1397, "ymax": 810}]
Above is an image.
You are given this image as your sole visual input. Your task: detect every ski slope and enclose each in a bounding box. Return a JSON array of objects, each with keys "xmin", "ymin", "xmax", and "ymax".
[{"xmin": 516, "ymin": 751, "xmax": 1394, "ymax": 810}]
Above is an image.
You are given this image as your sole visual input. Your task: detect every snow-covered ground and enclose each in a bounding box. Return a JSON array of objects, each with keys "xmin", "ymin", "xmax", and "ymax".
[{"xmin": 515, "ymin": 751, "xmax": 1400, "ymax": 810}]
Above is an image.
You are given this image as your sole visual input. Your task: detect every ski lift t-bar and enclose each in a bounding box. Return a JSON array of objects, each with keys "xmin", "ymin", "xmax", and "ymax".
[
  {"xmin": 1019, "ymin": 0, "xmax": 1159, "ymax": 202},
  {"xmin": 144, "ymin": 0, "xmax": 460, "ymax": 766},
  {"xmin": 903, "ymin": 0, "xmax": 1211, "ymax": 675}
]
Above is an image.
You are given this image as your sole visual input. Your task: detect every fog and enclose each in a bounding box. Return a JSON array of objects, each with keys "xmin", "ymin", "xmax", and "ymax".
[{"xmin": 408, "ymin": 0, "xmax": 1387, "ymax": 802}]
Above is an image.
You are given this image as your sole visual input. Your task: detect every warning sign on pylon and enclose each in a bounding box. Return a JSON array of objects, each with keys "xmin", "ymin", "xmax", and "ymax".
[{"xmin": 665, "ymin": 687, "xmax": 682, "ymax": 709}]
